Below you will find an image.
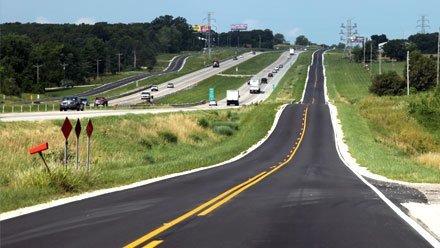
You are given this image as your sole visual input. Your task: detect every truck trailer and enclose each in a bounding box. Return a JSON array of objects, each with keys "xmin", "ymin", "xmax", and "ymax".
[{"xmin": 226, "ymin": 90, "xmax": 240, "ymax": 106}]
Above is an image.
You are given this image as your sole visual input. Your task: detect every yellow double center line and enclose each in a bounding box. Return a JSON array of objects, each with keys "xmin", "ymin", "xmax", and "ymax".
[{"xmin": 125, "ymin": 107, "xmax": 309, "ymax": 248}]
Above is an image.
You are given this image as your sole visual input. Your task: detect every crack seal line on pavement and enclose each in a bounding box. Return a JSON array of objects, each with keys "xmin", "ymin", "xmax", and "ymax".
[{"xmin": 125, "ymin": 107, "xmax": 309, "ymax": 248}]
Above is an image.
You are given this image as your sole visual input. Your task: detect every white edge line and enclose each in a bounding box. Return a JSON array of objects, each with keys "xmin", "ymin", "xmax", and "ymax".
[
  {"xmin": 162, "ymin": 56, "xmax": 178, "ymax": 72},
  {"xmin": 0, "ymin": 104, "xmax": 289, "ymax": 221},
  {"xmin": 300, "ymin": 50, "xmax": 317, "ymax": 103},
  {"xmin": 323, "ymin": 51, "xmax": 440, "ymax": 247}
]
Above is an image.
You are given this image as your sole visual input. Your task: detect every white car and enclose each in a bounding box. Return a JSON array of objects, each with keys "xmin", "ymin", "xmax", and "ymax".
[
  {"xmin": 209, "ymin": 100, "xmax": 217, "ymax": 106},
  {"xmin": 167, "ymin": 83, "xmax": 174, "ymax": 88},
  {"xmin": 151, "ymin": 85, "xmax": 159, "ymax": 91}
]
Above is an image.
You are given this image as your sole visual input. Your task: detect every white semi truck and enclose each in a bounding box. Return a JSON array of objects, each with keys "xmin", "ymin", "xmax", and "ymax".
[
  {"xmin": 249, "ymin": 78, "xmax": 261, "ymax": 94},
  {"xmin": 226, "ymin": 90, "xmax": 240, "ymax": 106}
]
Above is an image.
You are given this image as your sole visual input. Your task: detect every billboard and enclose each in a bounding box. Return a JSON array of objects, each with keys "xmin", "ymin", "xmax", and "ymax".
[
  {"xmin": 230, "ymin": 24, "xmax": 248, "ymax": 31},
  {"xmin": 201, "ymin": 25, "xmax": 211, "ymax": 32},
  {"xmin": 192, "ymin": 25, "xmax": 201, "ymax": 32}
]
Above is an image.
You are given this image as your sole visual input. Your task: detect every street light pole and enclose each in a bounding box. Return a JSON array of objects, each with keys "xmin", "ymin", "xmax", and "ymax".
[
  {"xmin": 61, "ymin": 63, "xmax": 68, "ymax": 80},
  {"xmin": 96, "ymin": 59, "xmax": 101, "ymax": 79},
  {"xmin": 116, "ymin": 53, "xmax": 122, "ymax": 73}
]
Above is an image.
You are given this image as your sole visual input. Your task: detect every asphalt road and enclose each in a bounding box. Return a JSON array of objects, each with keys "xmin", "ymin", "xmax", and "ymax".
[
  {"xmin": 0, "ymin": 51, "xmax": 294, "ymax": 122},
  {"xmin": 27, "ymin": 55, "xmax": 188, "ymax": 104},
  {"xmin": 0, "ymin": 50, "xmax": 436, "ymax": 247}
]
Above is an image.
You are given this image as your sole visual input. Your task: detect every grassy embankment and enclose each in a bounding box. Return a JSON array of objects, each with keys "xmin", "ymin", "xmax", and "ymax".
[
  {"xmin": 325, "ymin": 50, "xmax": 440, "ymax": 182},
  {"xmin": 0, "ymin": 50, "xmax": 312, "ymax": 212},
  {"xmin": 156, "ymin": 52, "xmax": 282, "ymax": 104}
]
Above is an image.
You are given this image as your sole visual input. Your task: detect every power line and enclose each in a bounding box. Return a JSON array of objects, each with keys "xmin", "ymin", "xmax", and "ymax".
[
  {"xmin": 416, "ymin": 15, "xmax": 430, "ymax": 34},
  {"xmin": 203, "ymin": 12, "xmax": 215, "ymax": 59}
]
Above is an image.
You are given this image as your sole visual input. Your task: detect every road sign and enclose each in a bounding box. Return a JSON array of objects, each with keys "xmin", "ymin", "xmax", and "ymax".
[
  {"xmin": 75, "ymin": 119, "xmax": 81, "ymax": 138},
  {"xmin": 61, "ymin": 117, "xmax": 72, "ymax": 139},
  {"xmin": 75, "ymin": 119, "xmax": 81, "ymax": 170},
  {"xmin": 209, "ymin": 88, "xmax": 215, "ymax": 101},
  {"xmin": 86, "ymin": 119, "xmax": 94, "ymax": 138}
]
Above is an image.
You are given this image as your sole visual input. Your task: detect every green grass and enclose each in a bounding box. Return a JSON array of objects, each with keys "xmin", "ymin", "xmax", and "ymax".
[
  {"xmin": 222, "ymin": 52, "xmax": 282, "ymax": 75},
  {"xmin": 269, "ymin": 50, "xmax": 314, "ymax": 103},
  {"xmin": 325, "ymin": 50, "xmax": 440, "ymax": 182},
  {"xmin": 0, "ymin": 103, "xmax": 280, "ymax": 212},
  {"xmin": 156, "ymin": 76, "xmax": 249, "ymax": 104},
  {"xmin": 368, "ymin": 61, "xmax": 406, "ymax": 76}
]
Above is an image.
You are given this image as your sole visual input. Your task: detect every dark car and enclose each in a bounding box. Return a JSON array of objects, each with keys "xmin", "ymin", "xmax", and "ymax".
[
  {"xmin": 94, "ymin": 97, "xmax": 108, "ymax": 107},
  {"xmin": 261, "ymin": 77, "xmax": 268, "ymax": 84},
  {"xmin": 151, "ymin": 85, "xmax": 159, "ymax": 91},
  {"xmin": 279, "ymin": 64, "xmax": 283, "ymax": 68},
  {"xmin": 268, "ymin": 72, "xmax": 273, "ymax": 77},
  {"xmin": 212, "ymin": 60, "xmax": 220, "ymax": 68},
  {"xmin": 232, "ymin": 56, "xmax": 238, "ymax": 60},
  {"xmin": 80, "ymin": 98, "xmax": 89, "ymax": 106},
  {"xmin": 60, "ymin": 96, "xmax": 84, "ymax": 111}
]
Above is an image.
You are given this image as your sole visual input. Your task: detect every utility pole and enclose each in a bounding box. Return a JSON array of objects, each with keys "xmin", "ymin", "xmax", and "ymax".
[
  {"xmin": 407, "ymin": 51, "xmax": 410, "ymax": 96},
  {"xmin": 363, "ymin": 37, "xmax": 366, "ymax": 66},
  {"xmin": 33, "ymin": 64, "xmax": 43, "ymax": 86},
  {"xmin": 133, "ymin": 50, "xmax": 137, "ymax": 68},
  {"xmin": 379, "ymin": 49, "xmax": 382, "ymax": 75},
  {"xmin": 437, "ymin": 27, "xmax": 439, "ymax": 87},
  {"xmin": 259, "ymin": 34, "xmax": 262, "ymax": 50},
  {"xmin": 61, "ymin": 63, "xmax": 68, "ymax": 80},
  {"xmin": 370, "ymin": 41, "xmax": 373, "ymax": 69},
  {"xmin": 116, "ymin": 53, "xmax": 122, "ymax": 73},
  {"xmin": 96, "ymin": 59, "xmax": 101, "ymax": 79},
  {"xmin": 416, "ymin": 15, "xmax": 430, "ymax": 34}
]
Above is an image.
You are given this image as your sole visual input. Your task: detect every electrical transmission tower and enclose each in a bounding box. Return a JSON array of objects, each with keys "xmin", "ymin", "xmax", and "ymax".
[
  {"xmin": 340, "ymin": 18, "xmax": 358, "ymax": 58},
  {"xmin": 203, "ymin": 12, "xmax": 215, "ymax": 59},
  {"xmin": 417, "ymin": 15, "xmax": 430, "ymax": 34}
]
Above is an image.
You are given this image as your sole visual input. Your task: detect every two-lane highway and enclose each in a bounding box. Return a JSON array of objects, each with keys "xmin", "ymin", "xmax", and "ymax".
[{"xmin": 1, "ymin": 50, "xmax": 437, "ymax": 248}]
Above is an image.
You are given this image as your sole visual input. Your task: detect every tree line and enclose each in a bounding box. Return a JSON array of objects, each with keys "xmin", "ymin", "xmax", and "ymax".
[{"xmin": 1, "ymin": 15, "xmax": 284, "ymax": 96}]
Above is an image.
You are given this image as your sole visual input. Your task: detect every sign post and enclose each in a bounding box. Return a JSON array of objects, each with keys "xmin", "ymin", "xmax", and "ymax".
[
  {"xmin": 209, "ymin": 88, "xmax": 215, "ymax": 101},
  {"xmin": 75, "ymin": 119, "xmax": 82, "ymax": 170},
  {"xmin": 61, "ymin": 117, "xmax": 73, "ymax": 169},
  {"xmin": 86, "ymin": 119, "xmax": 94, "ymax": 176}
]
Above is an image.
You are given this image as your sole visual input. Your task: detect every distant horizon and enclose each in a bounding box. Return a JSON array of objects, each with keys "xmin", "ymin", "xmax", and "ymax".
[{"xmin": 1, "ymin": 0, "xmax": 439, "ymax": 45}]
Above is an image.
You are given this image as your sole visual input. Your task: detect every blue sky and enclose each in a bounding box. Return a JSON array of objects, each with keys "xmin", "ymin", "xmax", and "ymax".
[{"xmin": 1, "ymin": 0, "xmax": 439, "ymax": 45}]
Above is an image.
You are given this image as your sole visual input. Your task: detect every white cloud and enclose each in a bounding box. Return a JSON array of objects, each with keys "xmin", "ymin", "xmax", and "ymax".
[
  {"xmin": 287, "ymin": 28, "xmax": 302, "ymax": 38},
  {"xmin": 35, "ymin": 16, "xmax": 50, "ymax": 24},
  {"xmin": 76, "ymin": 17, "xmax": 96, "ymax": 25}
]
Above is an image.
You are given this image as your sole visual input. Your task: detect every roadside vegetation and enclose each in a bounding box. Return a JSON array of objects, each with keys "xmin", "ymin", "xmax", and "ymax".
[
  {"xmin": 221, "ymin": 51, "xmax": 282, "ymax": 75},
  {"xmin": 325, "ymin": 50, "xmax": 440, "ymax": 182},
  {"xmin": 0, "ymin": 49, "xmax": 313, "ymax": 212}
]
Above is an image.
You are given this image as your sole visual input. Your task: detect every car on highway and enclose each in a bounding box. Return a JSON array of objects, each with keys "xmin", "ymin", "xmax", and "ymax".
[
  {"xmin": 94, "ymin": 96, "xmax": 108, "ymax": 107},
  {"xmin": 238, "ymin": 55, "xmax": 243, "ymax": 58},
  {"xmin": 60, "ymin": 96, "xmax": 84, "ymax": 111},
  {"xmin": 212, "ymin": 60, "xmax": 220, "ymax": 68},
  {"xmin": 209, "ymin": 100, "xmax": 217, "ymax": 106},
  {"xmin": 167, "ymin": 83, "xmax": 174, "ymax": 88},
  {"xmin": 151, "ymin": 85, "xmax": 159, "ymax": 91},
  {"xmin": 272, "ymin": 69, "xmax": 278, "ymax": 73},
  {"xmin": 80, "ymin": 98, "xmax": 89, "ymax": 106},
  {"xmin": 261, "ymin": 77, "xmax": 268, "ymax": 84},
  {"xmin": 279, "ymin": 64, "xmax": 283, "ymax": 68},
  {"xmin": 268, "ymin": 72, "xmax": 273, "ymax": 77},
  {"xmin": 232, "ymin": 56, "xmax": 238, "ymax": 60}
]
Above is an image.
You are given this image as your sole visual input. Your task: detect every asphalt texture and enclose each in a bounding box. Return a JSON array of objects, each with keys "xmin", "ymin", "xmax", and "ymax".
[{"xmin": 0, "ymin": 50, "xmax": 433, "ymax": 248}]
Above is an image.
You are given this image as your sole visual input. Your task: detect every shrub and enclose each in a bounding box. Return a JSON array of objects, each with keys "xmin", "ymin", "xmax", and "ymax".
[
  {"xmin": 213, "ymin": 126, "xmax": 234, "ymax": 136},
  {"xmin": 197, "ymin": 117, "xmax": 209, "ymax": 128},
  {"xmin": 212, "ymin": 121, "xmax": 239, "ymax": 131},
  {"xmin": 159, "ymin": 131, "xmax": 178, "ymax": 143},
  {"xmin": 370, "ymin": 71, "xmax": 405, "ymax": 96}
]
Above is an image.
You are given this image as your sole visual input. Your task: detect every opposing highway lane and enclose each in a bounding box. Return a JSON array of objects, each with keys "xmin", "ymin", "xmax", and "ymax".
[{"xmin": 1, "ymin": 50, "xmax": 437, "ymax": 248}]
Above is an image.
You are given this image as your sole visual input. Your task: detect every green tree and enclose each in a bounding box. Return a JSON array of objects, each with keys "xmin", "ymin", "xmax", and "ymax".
[
  {"xmin": 408, "ymin": 32, "xmax": 439, "ymax": 54},
  {"xmin": 273, "ymin": 33, "xmax": 285, "ymax": 45},
  {"xmin": 404, "ymin": 51, "xmax": 437, "ymax": 92},
  {"xmin": 295, "ymin": 35, "xmax": 311, "ymax": 46},
  {"xmin": 383, "ymin": 40, "xmax": 407, "ymax": 61}
]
